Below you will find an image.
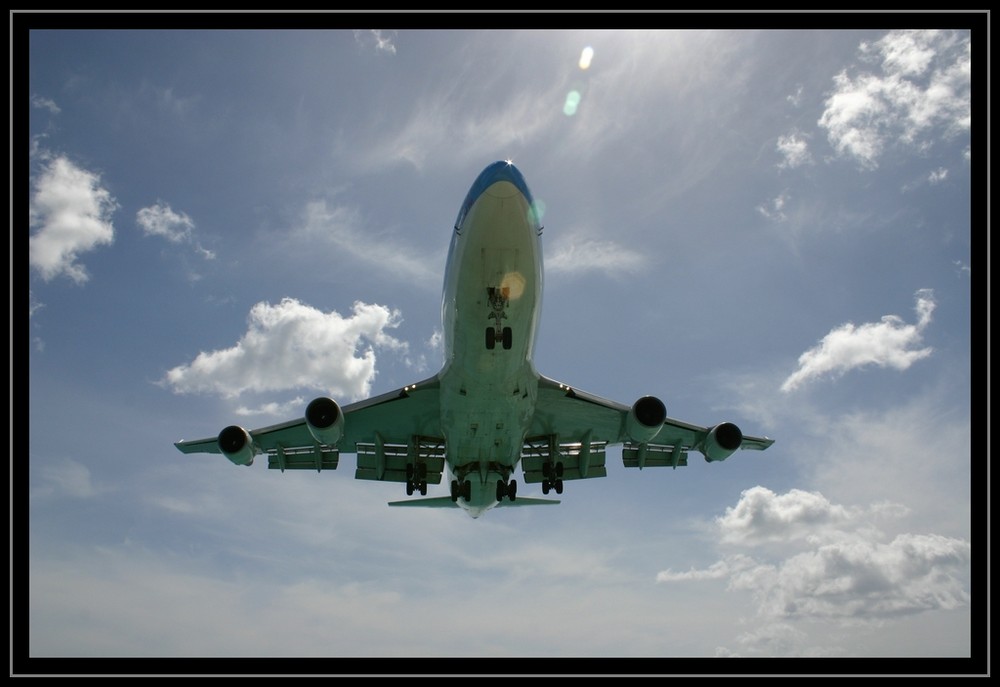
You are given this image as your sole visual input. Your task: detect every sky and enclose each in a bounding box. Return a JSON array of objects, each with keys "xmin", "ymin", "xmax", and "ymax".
[{"xmin": 18, "ymin": 16, "xmax": 983, "ymax": 674}]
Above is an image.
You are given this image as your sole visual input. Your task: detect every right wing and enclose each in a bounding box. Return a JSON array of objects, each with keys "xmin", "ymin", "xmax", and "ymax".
[
  {"xmin": 175, "ymin": 375, "xmax": 445, "ymax": 484},
  {"xmin": 522, "ymin": 375, "xmax": 773, "ymax": 483}
]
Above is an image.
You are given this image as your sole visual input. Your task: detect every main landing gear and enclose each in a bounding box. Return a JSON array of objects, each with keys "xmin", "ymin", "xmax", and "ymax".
[
  {"xmin": 541, "ymin": 461, "xmax": 564, "ymax": 495},
  {"xmin": 450, "ymin": 479, "xmax": 472, "ymax": 502},
  {"xmin": 406, "ymin": 463, "xmax": 428, "ymax": 496},
  {"xmin": 496, "ymin": 478, "xmax": 517, "ymax": 503}
]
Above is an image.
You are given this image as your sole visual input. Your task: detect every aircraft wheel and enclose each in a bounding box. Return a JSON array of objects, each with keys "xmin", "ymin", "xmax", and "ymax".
[
  {"xmin": 463, "ymin": 480, "xmax": 472, "ymax": 502},
  {"xmin": 554, "ymin": 480, "xmax": 563, "ymax": 494},
  {"xmin": 555, "ymin": 461, "xmax": 564, "ymax": 478},
  {"xmin": 406, "ymin": 481, "xmax": 414, "ymax": 496},
  {"xmin": 496, "ymin": 479, "xmax": 506, "ymax": 502},
  {"xmin": 502, "ymin": 327, "xmax": 512, "ymax": 350},
  {"xmin": 542, "ymin": 481, "xmax": 550, "ymax": 495},
  {"xmin": 419, "ymin": 481, "xmax": 427, "ymax": 496},
  {"xmin": 450, "ymin": 480, "xmax": 459, "ymax": 502},
  {"xmin": 486, "ymin": 328, "xmax": 496, "ymax": 350},
  {"xmin": 508, "ymin": 479, "xmax": 517, "ymax": 502}
]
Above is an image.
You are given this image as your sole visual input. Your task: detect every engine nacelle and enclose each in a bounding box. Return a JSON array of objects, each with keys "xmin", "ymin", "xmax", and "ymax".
[
  {"xmin": 702, "ymin": 422, "xmax": 743, "ymax": 462},
  {"xmin": 305, "ymin": 396, "xmax": 344, "ymax": 446},
  {"xmin": 625, "ymin": 396, "xmax": 667, "ymax": 443},
  {"xmin": 217, "ymin": 425, "xmax": 255, "ymax": 466}
]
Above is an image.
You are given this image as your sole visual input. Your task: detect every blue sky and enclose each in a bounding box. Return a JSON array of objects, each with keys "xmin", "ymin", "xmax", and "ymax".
[{"xmin": 20, "ymin": 18, "xmax": 980, "ymax": 671}]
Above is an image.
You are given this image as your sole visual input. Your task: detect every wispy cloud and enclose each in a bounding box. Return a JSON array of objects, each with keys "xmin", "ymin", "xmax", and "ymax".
[
  {"xmin": 756, "ymin": 192, "xmax": 790, "ymax": 222},
  {"xmin": 136, "ymin": 201, "xmax": 215, "ymax": 259},
  {"xmin": 781, "ymin": 289, "xmax": 935, "ymax": 392},
  {"xmin": 31, "ymin": 93, "xmax": 61, "ymax": 114},
  {"xmin": 291, "ymin": 200, "xmax": 438, "ymax": 286},
  {"xmin": 818, "ymin": 29, "xmax": 970, "ymax": 169},
  {"xmin": 162, "ymin": 298, "xmax": 408, "ymax": 401},
  {"xmin": 29, "ymin": 155, "xmax": 117, "ymax": 283},
  {"xmin": 546, "ymin": 237, "xmax": 646, "ymax": 277},
  {"xmin": 354, "ymin": 29, "xmax": 397, "ymax": 55},
  {"xmin": 33, "ymin": 458, "xmax": 106, "ymax": 499}
]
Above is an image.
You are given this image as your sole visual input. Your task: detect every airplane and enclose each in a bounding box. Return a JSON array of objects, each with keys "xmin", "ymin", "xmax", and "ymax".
[{"xmin": 175, "ymin": 160, "xmax": 774, "ymax": 518}]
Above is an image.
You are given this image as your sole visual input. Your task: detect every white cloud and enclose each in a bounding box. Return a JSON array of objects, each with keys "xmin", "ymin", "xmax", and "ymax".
[
  {"xmin": 781, "ymin": 289, "xmax": 935, "ymax": 392},
  {"xmin": 136, "ymin": 201, "xmax": 215, "ymax": 260},
  {"xmin": 818, "ymin": 30, "xmax": 970, "ymax": 169},
  {"xmin": 546, "ymin": 238, "xmax": 646, "ymax": 277},
  {"xmin": 234, "ymin": 397, "xmax": 306, "ymax": 418},
  {"xmin": 354, "ymin": 29, "xmax": 397, "ymax": 55},
  {"xmin": 30, "ymin": 93, "xmax": 61, "ymax": 114},
  {"xmin": 928, "ymin": 167, "xmax": 948, "ymax": 184},
  {"xmin": 658, "ymin": 487, "xmax": 970, "ymax": 637},
  {"xmin": 776, "ymin": 134, "xmax": 812, "ymax": 169},
  {"xmin": 162, "ymin": 298, "xmax": 408, "ymax": 401},
  {"xmin": 29, "ymin": 155, "xmax": 117, "ymax": 283}
]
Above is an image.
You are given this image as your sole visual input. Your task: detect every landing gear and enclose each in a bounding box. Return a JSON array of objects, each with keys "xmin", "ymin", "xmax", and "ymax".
[
  {"xmin": 495, "ymin": 478, "xmax": 518, "ymax": 502},
  {"xmin": 406, "ymin": 463, "xmax": 428, "ymax": 496},
  {"xmin": 450, "ymin": 479, "xmax": 472, "ymax": 502},
  {"xmin": 485, "ymin": 326, "xmax": 513, "ymax": 350},
  {"xmin": 541, "ymin": 461, "xmax": 564, "ymax": 495}
]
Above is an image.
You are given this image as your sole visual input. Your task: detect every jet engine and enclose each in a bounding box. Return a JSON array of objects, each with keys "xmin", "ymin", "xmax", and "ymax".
[
  {"xmin": 305, "ymin": 396, "xmax": 344, "ymax": 446},
  {"xmin": 217, "ymin": 425, "xmax": 255, "ymax": 466},
  {"xmin": 625, "ymin": 395, "xmax": 667, "ymax": 443},
  {"xmin": 702, "ymin": 422, "xmax": 743, "ymax": 462}
]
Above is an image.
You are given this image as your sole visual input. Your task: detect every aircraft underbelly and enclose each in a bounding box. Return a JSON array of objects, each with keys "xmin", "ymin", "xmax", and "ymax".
[{"xmin": 439, "ymin": 181, "xmax": 542, "ymax": 477}]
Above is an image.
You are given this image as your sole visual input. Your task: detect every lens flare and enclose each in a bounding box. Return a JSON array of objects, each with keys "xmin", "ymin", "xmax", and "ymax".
[
  {"xmin": 563, "ymin": 90, "xmax": 581, "ymax": 116},
  {"xmin": 579, "ymin": 46, "xmax": 594, "ymax": 70}
]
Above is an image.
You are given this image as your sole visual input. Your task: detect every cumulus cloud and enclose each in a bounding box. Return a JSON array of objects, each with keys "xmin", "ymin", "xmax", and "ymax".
[
  {"xmin": 136, "ymin": 201, "xmax": 215, "ymax": 259},
  {"xmin": 781, "ymin": 289, "xmax": 935, "ymax": 392},
  {"xmin": 162, "ymin": 298, "xmax": 408, "ymax": 401},
  {"xmin": 29, "ymin": 155, "xmax": 117, "ymax": 283},
  {"xmin": 776, "ymin": 133, "xmax": 812, "ymax": 169},
  {"xmin": 546, "ymin": 238, "xmax": 646, "ymax": 276},
  {"xmin": 818, "ymin": 29, "xmax": 970, "ymax": 169},
  {"xmin": 658, "ymin": 487, "xmax": 970, "ymax": 628}
]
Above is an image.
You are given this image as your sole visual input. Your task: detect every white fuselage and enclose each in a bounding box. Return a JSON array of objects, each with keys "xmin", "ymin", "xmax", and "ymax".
[{"xmin": 438, "ymin": 161, "xmax": 543, "ymax": 517}]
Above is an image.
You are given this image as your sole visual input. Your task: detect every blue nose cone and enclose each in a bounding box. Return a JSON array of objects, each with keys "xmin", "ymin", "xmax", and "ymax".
[{"xmin": 455, "ymin": 161, "xmax": 536, "ymax": 230}]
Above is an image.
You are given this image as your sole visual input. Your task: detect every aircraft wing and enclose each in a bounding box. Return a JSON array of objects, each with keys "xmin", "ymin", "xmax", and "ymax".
[
  {"xmin": 522, "ymin": 375, "xmax": 773, "ymax": 483},
  {"xmin": 175, "ymin": 376, "xmax": 445, "ymax": 483}
]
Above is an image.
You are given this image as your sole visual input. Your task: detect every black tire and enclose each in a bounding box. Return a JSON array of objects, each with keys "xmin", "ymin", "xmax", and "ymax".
[
  {"xmin": 496, "ymin": 480, "xmax": 505, "ymax": 502},
  {"xmin": 419, "ymin": 481, "xmax": 427, "ymax": 495},
  {"xmin": 502, "ymin": 327, "xmax": 512, "ymax": 350},
  {"xmin": 555, "ymin": 480, "xmax": 563, "ymax": 494},
  {"xmin": 509, "ymin": 479, "xmax": 517, "ymax": 501},
  {"xmin": 542, "ymin": 481, "xmax": 550, "ymax": 495},
  {"xmin": 463, "ymin": 480, "xmax": 472, "ymax": 501},
  {"xmin": 555, "ymin": 461, "xmax": 564, "ymax": 478},
  {"xmin": 406, "ymin": 481, "xmax": 414, "ymax": 496},
  {"xmin": 486, "ymin": 327, "xmax": 496, "ymax": 350},
  {"xmin": 450, "ymin": 480, "xmax": 459, "ymax": 502}
]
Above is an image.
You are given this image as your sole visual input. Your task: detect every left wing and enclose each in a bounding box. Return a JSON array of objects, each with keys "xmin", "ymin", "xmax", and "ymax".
[
  {"xmin": 522, "ymin": 375, "xmax": 773, "ymax": 484},
  {"xmin": 175, "ymin": 376, "xmax": 444, "ymax": 485}
]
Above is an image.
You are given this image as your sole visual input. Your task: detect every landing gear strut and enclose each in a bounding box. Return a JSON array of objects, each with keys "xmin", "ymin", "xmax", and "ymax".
[
  {"xmin": 541, "ymin": 461, "xmax": 564, "ymax": 495},
  {"xmin": 406, "ymin": 463, "xmax": 428, "ymax": 496}
]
